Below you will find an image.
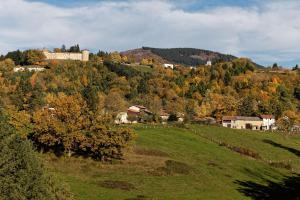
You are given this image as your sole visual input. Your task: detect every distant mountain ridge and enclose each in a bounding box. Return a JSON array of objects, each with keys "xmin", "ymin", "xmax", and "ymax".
[
  {"xmin": 142, "ymin": 47, "xmax": 237, "ymax": 66},
  {"xmin": 121, "ymin": 47, "xmax": 264, "ymax": 68}
]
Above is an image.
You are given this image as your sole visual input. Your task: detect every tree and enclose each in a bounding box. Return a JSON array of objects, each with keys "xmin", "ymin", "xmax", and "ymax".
[
  {"xmin": 238, "ymin": 96, "xmax": 257, "ymax": 116},
  {"xmin": 272, "ymin": 63, "xmax": 279, "ymax": 69},
  {"xmin": 5, "ymin": 50, "xmax": 25, "ymax": 65},
  {"xmin": 104, "ymin": 90, "xmax": 127, "ymax": 115},
  {"xmin": 224, "ymin": 71, "xmax": 232, "ymax": 86},
  {"xmin": 121, "ymin": 55, "xmax": 128, "ymax": 63},
  {"xmin": 0, "ymin": 58, "xmax": 15, "ymax": 72},
  {"xmin": 0, "ymin": 116, "xmax": 73, "ymax": 200},
  {"xmin": 140, "ymin": 58, "xmax": 149, "ymax": 65},
  {"xmin": 68, "ymin": 44, "xmax": 80, "ymax": 53},
  {"xmin": 108, "ymin": 52, "xmax": 122, "ymax": 63},
  {"xmin": 23, "ymin": 50, "xmax": 46, "ymax": 65},
  {"xmin": 292, "ymin": 64, "xmax": 299, "ymax": 71},
  {"xmin": 294, "ymin": 87, "xmax": 300, "ymax": 100},
  {"xmin": 61, "ymin": 45, "xmax": 66, "ymax": 52},
  {"xmin": 33, "ymin": 93, "xmax": 90, "ymax": 157}
]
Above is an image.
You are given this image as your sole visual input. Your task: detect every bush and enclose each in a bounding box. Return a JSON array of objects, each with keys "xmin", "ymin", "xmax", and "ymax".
[
  {"xmin": 156, "ymin": 160, "xmax": 192, "ymax": 175},
  {"xmin": 0, "ymin": 134, "xmax": 73, "ymax": 200},
  {"xmin": 99, "ymin": 180, "xmax": 135, "ymax": 191}
]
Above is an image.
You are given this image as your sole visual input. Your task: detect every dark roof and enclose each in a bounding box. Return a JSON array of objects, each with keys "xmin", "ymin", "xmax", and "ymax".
[{"xmin": 222, "ymin": 116, "xmax": 262, "ymax": 121}]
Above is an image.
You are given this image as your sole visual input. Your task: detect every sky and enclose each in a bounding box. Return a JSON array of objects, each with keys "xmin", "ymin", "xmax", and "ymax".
[{"xmin": 1, "ymin": 0, "xmax": 300, "ymax": 67}]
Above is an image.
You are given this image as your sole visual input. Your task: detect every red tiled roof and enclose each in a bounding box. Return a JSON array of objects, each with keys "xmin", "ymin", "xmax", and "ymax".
[
  {"xmin": 260, "ymin": 115, "xmax": 275, "ymax": 119},
  {"xmin": 160, "ymin": 110, "xmax": 170, "ymax": 116}
]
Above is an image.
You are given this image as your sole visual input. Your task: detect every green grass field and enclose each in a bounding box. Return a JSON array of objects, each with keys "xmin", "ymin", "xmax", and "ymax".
[{"xmin": 43, "ymin": 124, "xmax": 300, "ymax": 200}]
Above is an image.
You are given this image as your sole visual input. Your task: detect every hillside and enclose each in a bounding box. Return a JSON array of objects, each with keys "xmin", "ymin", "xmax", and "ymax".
[
  {"xmin": 44, "ymin": 125, "xmax": 300, "ymax": 200},
  {"xmin": 143, "ymin": 47, "xmax": 237, "ymax": 66},
  {"xmin": 121, "ymin": 47, "xmax": 236, "ymax": 66},
  {"xmin": 121, "ymin": 47, "xmax": 264, "ymax": 68}
]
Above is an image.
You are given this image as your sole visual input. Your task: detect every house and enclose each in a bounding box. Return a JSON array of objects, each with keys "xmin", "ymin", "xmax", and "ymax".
[
  {"xmin": 119, "ymin": 105, "xmax": 153, "ymax": 123},
  {"xmin": 222, "ymin": 115, "xmax": 276, "ymax": 131},
  {"xmin": 177, "ymin": 112, "xmax": 185, "ymax": 123},
  {"xmin": 206, "ymin": 60, "xmax": 212, "ymax": 66},
  {"xmin": 127, "ymin": 105, "xmax": 152, "ymax": 115},
  {"xmin": 159, "ymin": 110, "xmax": 170, "ymax": 121},
  {"xmin": 163, "ymin": 64, "xmax": 174, "ymax": 69},
  {"xmin": 14, "ymin": 67, "xmax": 46, "ymax": 72},
  {"xmin": 114, "ymin": 112, "xmax": 129, "ymax": 124},
  {"xmin": 260, "ymin": 115, "xmax": 276, "ymax": 130},
  {"xmin": 291, "ymin": 124, "xmax": 300, "ymax": 132},
  {"xmin": 222, "ymin": 116, "xmax": 262, "ymax": 130}
]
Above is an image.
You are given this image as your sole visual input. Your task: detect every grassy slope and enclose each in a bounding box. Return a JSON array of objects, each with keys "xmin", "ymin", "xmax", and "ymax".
[{"xmin": 44, "ymin": 125, "xmax": 300, "ymax": 200}]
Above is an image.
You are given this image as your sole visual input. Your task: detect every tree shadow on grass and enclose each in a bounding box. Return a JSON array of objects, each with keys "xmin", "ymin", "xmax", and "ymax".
[
  {"xmin": 236, "ymin": 173, "xmax": 300, "ymax": 200},
  {"xmin": 263, "ymin": 139, "xmax": 300, "ymax": 157}
]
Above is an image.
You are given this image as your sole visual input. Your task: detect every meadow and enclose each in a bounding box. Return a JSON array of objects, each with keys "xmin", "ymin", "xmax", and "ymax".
[{"xmin": 43, "ymin": 124, "xmax": 300, "ymax": 200}]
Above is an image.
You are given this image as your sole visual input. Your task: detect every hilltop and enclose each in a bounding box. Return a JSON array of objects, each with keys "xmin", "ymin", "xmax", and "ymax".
[
  {"xmin": 121, "ymin": 47, "xmax": 263, "ymax": 68},
  {"xmin": 121, "ymin": 47, "xmax": 236, "ymax": 66}
]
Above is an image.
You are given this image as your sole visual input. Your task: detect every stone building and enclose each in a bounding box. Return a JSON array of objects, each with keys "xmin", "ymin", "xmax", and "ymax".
[
  {"xmin": 42, "ymin": 49, "xmax": 89, "ymax": 61},
  {"xmin": 222, "ymin": 115, "xmax": 276, "ymax": 131}
]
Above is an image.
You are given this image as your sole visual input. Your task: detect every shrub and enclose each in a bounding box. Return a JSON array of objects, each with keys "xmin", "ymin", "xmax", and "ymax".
[
  {"xmin": 160, "ymin": 160, "xmax": 192, "ymax": 175},
  {"xmin": 99, "ymin": 180, "xmax": 135, "ymax": 191}
]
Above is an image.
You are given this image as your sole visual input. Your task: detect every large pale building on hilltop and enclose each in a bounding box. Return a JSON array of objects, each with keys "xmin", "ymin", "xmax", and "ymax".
[{"xmin": 42, "ymin": 49, "xmax": 89, "ymax": 62}]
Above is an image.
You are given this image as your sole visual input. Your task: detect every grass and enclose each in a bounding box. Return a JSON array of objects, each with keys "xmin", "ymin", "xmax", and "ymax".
[
  {"xmin": 43, "ymin": 124, "xmax": 300, "ymax": 200},
  {"xmin": 129, "ymin": 64, "xmax": 154, "ymax": 73}
]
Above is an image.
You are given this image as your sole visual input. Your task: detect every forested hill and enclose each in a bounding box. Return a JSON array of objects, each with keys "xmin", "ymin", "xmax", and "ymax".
[{"xmin": 142, "ymin": 47, "xmax": 237, "ymax": 66}]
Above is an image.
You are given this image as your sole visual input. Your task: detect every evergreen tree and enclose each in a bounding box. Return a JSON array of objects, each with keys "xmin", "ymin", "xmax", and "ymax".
[
  {"xmin": 61, "ymin": 45, "xmax": 66, "ymax": 52},
  {"xmin": 0, "ymin": 109, "xmax": 74, "ymax": 200},
  {"xmin": 272, "ymin": 63, "xmax": 279, "ymax": 69},
  {"xmin": 69, "ymin": 44, "xmax": 80, "ymax": 53},
  {"xmin": 224, "ymin": 71, "xmax": 232, "ymax": 86},
  {"xmin": 292, "ymin": 64, "xmax": 299, "ymax": 71},
  {"xmin": 5, "ymin": 50, "xmax": 25, "ymax": 65}
]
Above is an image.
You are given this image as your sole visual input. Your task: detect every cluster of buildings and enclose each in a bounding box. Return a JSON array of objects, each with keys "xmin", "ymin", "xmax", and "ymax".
[
  {"xmin": 115, "ymin": 105, "xmax": 184, "ymax": 124},
  {"xmin": 116, "ymin": 105, "xmax": 278, "ymax": 132},
  {"xmin": 162, "ymin": 60, "xmax": 212, "ymax": 70},
  {"xmin": 222, "ymin": 115, "xmax": 276, "ymax": 131}
]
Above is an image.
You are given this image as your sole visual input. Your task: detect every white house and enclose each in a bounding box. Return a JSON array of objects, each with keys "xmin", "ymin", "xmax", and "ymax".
[
  {"xmin": 14, "ymin": 67, "xmax": 46, "ymax": 72},
  {"xmin": 114, "ymin": 112, "xmax": 129, "ymax": 124},
  {"xmin": 222, "ymin": 115, "xmax": 276, "ymax": 131},
  {"xmin": 163, "ymin": 64, "xmax": 174, "ymax": 69},
  {"xmin": 260, "ymin": 115, "xmax": 276, "ymax": 130},
  {"xmin": 206, "ymin": 60, "xmax": 212, "ymax": 66}
]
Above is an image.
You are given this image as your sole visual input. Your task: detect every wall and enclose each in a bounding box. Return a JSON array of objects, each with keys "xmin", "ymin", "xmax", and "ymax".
[
  {"xmin": 43, "ymin": 50, "xmax": 89, "ymax": 61},
  {"xmin": 234, "ymin": 120, "xmax": 263, "ymax": 130}
]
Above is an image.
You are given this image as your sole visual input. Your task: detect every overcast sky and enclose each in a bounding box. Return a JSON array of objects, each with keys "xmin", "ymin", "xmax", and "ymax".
[{"xmin": 1, "ymin": 0, "xmax": 300, "ymax": 67}]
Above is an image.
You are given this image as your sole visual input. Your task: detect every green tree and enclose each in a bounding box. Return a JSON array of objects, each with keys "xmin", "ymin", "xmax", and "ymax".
[
  {"xmin": 0, "ymin": 110, "xmax": 74, "ymax": 200},
  {"xmin": 68, "ymin": 44, "xmax": 80, "ymax": 53},
  {"xmin": 223, "ymin": 71, "xmax": 232, "ymax": 86},
  {"xmin": 292, "ymin": 64, "xmax": 299, "ymax": 71},
  {"xmin": 238, "ymin": 96, "xmax": 257, "ymax": 116},
  {"xmin": 24, "ymin": 49, "xmax": 46, "ymax": 65},
  {"xmin": 108, "ymin": 52, "xmax": 122, "ymax": 63},
  {"xmin": 5, "ymin": 50, "xmax": 25, "ymax": 65}
]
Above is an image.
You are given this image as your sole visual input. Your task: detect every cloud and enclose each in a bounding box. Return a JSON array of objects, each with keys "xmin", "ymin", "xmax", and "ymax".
[{"xmin": 0, "ymin": 0, "xmax": 300, "ymax": 66}]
